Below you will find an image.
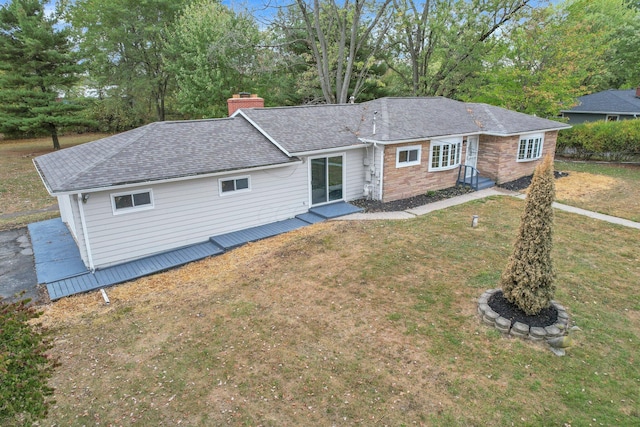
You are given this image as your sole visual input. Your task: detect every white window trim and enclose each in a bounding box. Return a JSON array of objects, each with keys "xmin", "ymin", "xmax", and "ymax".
[
  {"xmin": 517, "ymin": 133, "xmax": 544, "ymax": 162},
  {"xmin": 428, "ymin": 138, "xmax": 463, "ymax": 171},
  {"xmin": 308, "ymin": 153, "xmax": 346, "ymax": 206},
  {"xmin": 606, "ymin": 114, "xmax": 619, "ymax": 122},
  {"xmin": 395, "ymin": 145, "xmax": 422, "ymax": 168},
  {"xmin": 110, "ymin": 189, "xmax": 154, "ymax": 215},
  {"xmin": 219, "ymin": 175, "xmax": 251, "ymax": 196}
]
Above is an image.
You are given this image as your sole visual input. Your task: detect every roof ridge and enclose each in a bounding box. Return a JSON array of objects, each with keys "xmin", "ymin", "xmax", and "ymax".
[
  {"xmin": 64, "ymin": 123, "xmax": 158, "ymax": 190},
  {"xmin": 469, "ymin": 102, "xmax": 508, "ymax": 134}
]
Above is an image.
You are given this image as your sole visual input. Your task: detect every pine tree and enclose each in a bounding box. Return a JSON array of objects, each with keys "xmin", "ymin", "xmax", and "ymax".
[
  {"xmin": 499, "ymin": 154, "xmax": 556, "ymax": 315},
  {"xmin": 0, "ymin": 0, "xmax": 90, "ymax": 150}
]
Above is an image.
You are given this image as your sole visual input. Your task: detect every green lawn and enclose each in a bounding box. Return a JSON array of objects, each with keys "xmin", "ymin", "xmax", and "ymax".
[{"xmin": 39, "ymin": 196, "xmax": 640, "ymax": 426}]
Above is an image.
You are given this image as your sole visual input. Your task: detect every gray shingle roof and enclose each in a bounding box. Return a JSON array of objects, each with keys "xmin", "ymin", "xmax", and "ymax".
[
  {"xmin": 239, "ymin": 104, "xmax": 365, "ymax": 153},
  {"xmin": 34, "ymin": 117, "xmax": 296, "ymax": 193},
  {"xmin": 241, "ymin": 97, "xmax": 569, "ymax": 150},
  {"xmin": 562, "ymin": 89, "xmax": 640, "ymax": 114},
  {"xmin": 35, "ymin": 96, "xmax": 570, "ymax": 194}
]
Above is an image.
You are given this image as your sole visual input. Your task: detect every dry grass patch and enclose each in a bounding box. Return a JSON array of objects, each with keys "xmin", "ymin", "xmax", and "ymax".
[
  {"xmin": 0, "ymin": 134, "xmax": 108, "ymax": 230},
  {"xmin": 554, "ymin": 161, "xmax": 640, "ymax": 222},
  {"xmin": 39, "ymin": 197, "xmax": 640, "ymax": 426}
]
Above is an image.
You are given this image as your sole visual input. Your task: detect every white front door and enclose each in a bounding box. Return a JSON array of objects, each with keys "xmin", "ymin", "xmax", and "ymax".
[{"xmin": 465, "ymin": 136, "xmax": 479, "ymax": 179}]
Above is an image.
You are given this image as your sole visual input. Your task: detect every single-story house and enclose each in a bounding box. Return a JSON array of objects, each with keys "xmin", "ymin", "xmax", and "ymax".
[
  {"xmin": 34, "ymin": 96, "xmax": 570, "ymax": 271},
  {"xmin": 561, "ymin": 88, "xmax": 640, "ymax": 124}
]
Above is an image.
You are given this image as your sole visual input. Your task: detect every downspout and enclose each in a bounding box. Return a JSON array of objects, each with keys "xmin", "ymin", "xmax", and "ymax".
[
  {"xmin": 372, "ymin": 142, "xmax": 384, "ymax": 201},
  {"xmin": 77, "ymin": 193, "xmax": 95, "ymax": 271}
]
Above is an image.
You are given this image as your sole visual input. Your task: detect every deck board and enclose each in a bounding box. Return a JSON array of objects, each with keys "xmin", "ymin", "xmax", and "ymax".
[
  {"xmin": 309, "ymin": 201, "xmax": 363, "ymax": 219},
  {"xmin": 35, "ymin": 203, "xmax": 360, "ymax": 300},
  {"xmin": 210, "ymin": 218, "xmax": 309, "ymax": 250}
]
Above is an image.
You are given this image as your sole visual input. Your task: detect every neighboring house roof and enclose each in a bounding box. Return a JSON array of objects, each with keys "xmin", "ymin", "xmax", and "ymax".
[
  {"xmin": 561, "ymin": 89, "xmax": 640, "ymax": 115},
  {"xmin": 35, "ymin": 96, "xmax": 570, "ymax": 194},
  {"xmin": 34, "ymin": 117, "xmax": 296, "ymax": 194}
]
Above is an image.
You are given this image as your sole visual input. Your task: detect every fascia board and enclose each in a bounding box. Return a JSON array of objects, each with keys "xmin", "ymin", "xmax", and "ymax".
[{"xmin": 46, "ymin": 160, "xmax": 303, "ymax": 197}]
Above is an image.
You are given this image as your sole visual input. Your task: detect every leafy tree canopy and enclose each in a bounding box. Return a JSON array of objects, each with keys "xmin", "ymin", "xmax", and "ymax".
[{"xmin": 166, "ymin": 0, "xmax": 261, "ymax": 118}]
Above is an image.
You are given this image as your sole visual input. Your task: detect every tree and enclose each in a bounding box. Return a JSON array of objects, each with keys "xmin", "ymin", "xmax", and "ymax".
[
  {"xmin": 0, "ymin": 0, "xmax": 89, "ymax": 150},
  {"xmin": 289, "ymin": 0, "xmax": 393, "ymax": 104},
  {"xmin": 67, "ymin": 0, "xmax": 186, "ymax": 122},
  {"xmin": 167, "ymin": 0, "xmax": 261, "ymax": 118},
  {"xmin": 1, "ymin": 298, "xmax": 58, "ymax": 425},
  {"xmin": 467, "ymin": 0, "xmax": 640, "ymax": 117},
  {"xmin": 387, "ymin": 0, "xmax": 533, "ymax": 98},
  {"xmin": 499, "ymin": 155, "xmax": 556, "ymax": 316}
]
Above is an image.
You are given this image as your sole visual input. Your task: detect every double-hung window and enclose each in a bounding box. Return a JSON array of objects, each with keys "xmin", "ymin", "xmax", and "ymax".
[
  {"xmin": 111, "ymin": 189, "xmax": 153, "ymax": 214},
  {"xmin": 219, "ymin": 176, "xmax": 250, "ymax": 195},
  {"xmin": 396, "ymin": 145, "xmax": 421, "ymax": 167},
  {"xmin": 429, "ymin": 139, "xmax": 462, "ymax": 171},
  {"xmin": 517, "ymin": 133, "xmax": 544, "ymax": 161}
]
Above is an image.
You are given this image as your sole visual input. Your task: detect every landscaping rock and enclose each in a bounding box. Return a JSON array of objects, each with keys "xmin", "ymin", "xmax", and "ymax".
[
  {"xmin": 547, "ymin": 335, "xmax": 572, "ymax": 349},
  {"xmin": 511, "ymin": 321, "xmax": 530, "ymax": 338},
  {"xmin": 529, "ymin": 327, "xmax": 547, "ymax": 341},
  {"xmin": 495, "ymin": 316, "xmax": 511, "ymax": 333},
  {"xmin": 544, "ymin": 325, "xmax": 562, "ymax": 338}
]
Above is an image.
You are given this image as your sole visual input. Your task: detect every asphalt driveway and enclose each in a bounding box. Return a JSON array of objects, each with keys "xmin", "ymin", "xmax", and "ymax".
[{"xmin": 0, "ymin": 227, "xmax": 39, "ymax": 304}]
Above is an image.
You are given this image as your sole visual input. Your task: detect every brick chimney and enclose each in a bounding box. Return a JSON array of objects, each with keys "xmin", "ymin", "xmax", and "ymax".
[
  {"xmin": 636, "ymin": 87, "xmax": 640, "ymax": 98},
  {"xmin": 227, "ymin": 92, "xmax": 264, "ymax": 116}
]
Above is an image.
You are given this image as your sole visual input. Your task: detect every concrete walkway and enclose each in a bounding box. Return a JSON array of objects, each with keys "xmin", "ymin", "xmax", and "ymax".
[{"xmin": 335, "ymin": 188, "xmax": 640, "ymax": 230}]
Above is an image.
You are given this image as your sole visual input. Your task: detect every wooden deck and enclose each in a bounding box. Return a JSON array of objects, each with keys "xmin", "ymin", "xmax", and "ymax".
[{"xmin": 32, "ymin": 202, "xmax": 362, "ymax": 301}]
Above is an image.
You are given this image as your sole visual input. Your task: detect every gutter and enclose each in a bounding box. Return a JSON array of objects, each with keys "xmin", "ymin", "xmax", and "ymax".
[{"xmin": 47, "ymin": 160, "xmax": 303, "ymax": 197}]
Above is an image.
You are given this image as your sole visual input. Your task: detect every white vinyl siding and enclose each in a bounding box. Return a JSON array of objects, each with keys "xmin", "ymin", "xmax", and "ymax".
[
  {"xmin": 344, "ymin": 148, "xmax": 366, "ymax": 201},
  {"xmin": 58, "ymin": 194, "xmax": 76, "ymax": 239},
  {"xmin": 517, "ymin": 133, "xmax": 544, "ymax": 162},
  {"xmin": 72, "ymin": 149, "xmax": 368, "ymax": 268},
  {"xmin": 81, "ymin": 164, "xmax": 309, "ymax": 268}
]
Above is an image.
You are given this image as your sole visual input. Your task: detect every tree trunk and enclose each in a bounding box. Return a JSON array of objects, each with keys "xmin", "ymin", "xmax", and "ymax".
[{"xmin": 51, "ymin": 125, "xmax": 60, "ymax": 150}]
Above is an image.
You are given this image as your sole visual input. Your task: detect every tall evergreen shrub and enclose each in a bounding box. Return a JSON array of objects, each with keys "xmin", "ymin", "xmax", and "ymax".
[
  {"xmin": 499, "ymin": 154, "xmax": 556, "ymax": 315},
  {"xmin": 0, "ymin": 298, "xmax": 57, "ymax": 425}
]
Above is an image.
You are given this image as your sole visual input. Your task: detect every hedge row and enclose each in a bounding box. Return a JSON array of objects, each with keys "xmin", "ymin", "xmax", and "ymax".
[{"xmin": 556, "ymin": 119, "xmax": 640, "ymax": 160}]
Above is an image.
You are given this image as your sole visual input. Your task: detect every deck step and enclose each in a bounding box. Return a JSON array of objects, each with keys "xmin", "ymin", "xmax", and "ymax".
[{"xmin": 458, "ymin": 175, "xmax": 495, "ymax": 191}]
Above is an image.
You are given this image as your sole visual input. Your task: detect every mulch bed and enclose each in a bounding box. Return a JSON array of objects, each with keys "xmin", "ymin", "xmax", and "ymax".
[
  {"xmin": 498, "ymin": 171, "xmax": 569, "ymax": 191},
  {"xmin": 351, "ymin": 171, "xmax": 570, "ymax": 213},
  {"xmin": 488, "ymin": 290, "xmax": 558, "ymax": 328},
  {"xmin": 350, "ymin": 186, "xmax": 474, "ymax": 213}
]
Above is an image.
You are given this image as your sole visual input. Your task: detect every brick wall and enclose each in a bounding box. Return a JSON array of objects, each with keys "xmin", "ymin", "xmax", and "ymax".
[
  {"xmin": 382, "ymin": 141, "xmax": 462, "ymax": 202},
  {"xmin": 381, "ymin": 131, "xmax": 559, "ymax": 201},
  {"xmin": 227, "ymin": 94, "xmax": 264, "ymax": 116},
  {"xmin": 477, "ymin": 131, "xmax": 558, "ymax": 184}
]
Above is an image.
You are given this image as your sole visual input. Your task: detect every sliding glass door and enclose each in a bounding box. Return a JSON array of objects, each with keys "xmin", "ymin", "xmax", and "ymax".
[{"xmin": 311, "ymin": 155, "xmax": 343, "ymax": 205}]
